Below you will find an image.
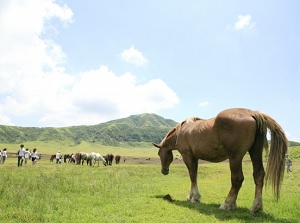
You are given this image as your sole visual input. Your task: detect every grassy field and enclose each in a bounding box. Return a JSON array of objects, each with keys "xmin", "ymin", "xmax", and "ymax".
[
  {"xmin": 0, "ymin": 145, "xmax": 299, "ymax": 223},
  {"xmin": 0, "ymin": 141, "xmax": 161, "ymax": 158}
]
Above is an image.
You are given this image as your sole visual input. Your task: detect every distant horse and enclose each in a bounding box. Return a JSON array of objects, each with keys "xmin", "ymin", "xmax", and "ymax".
[
  {"xmin": 86, "ymin": 152, "xmax": 95, "ymax": 166},
  {"xmin": 75, "ymin": 152, "xmax": 80, "ymax": 165},
  {"xmin": 64, "ymin": 154, "xmax": 70, "ymax": 163},
  {"xmin": 153, "ymin": 108, "xmax": 288, "ymax": 213},
  {"xmin": 75, "ymin": 152, "xmax": 89, "ymax": 165},
  {"xmin": 80, "ymin": 152, "xmax": 89, "ymax": 165},
  {"xmin": 49, "ymin": 155, "xmax": 55, "ymax": 162},
  {"xmin": 105, "ymin": 154, "xmax": 114, "ymax": 165},
  {"xmin": 93, "ymin": 153, "xmax": 107, "ymax": 166},
  {"xmin": 115, "ymin": 155, "xmax": 121, "ymax": 164}
]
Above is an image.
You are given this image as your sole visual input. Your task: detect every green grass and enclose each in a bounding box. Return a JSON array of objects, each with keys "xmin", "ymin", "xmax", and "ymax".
[
  {"xmin": 289, "ymin": 146, "xmax": 300, "ymax": 159},
  {"xmin": 0, "ymin": 152, "xmax": 299, "ymax": 223}
]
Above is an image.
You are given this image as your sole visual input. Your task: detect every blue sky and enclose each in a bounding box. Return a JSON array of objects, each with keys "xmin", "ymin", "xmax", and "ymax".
[{"xmin": 0, "ymin": 1, "xmax": 299, "ymax": 141}]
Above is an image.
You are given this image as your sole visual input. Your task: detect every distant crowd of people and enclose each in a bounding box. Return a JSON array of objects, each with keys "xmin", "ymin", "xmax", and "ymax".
[
  {"xmin": 16, "ymin": 144, "xmax": 40, "ymax": 166},
  {"xmin": 0, "ymin": 144, "xmax": 41, "ymax": 166}
]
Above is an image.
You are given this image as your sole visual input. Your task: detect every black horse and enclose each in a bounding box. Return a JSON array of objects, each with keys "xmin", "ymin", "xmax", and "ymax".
[
  {"xmin": 105, "ymin": 154, "xmax": 114, "ymax": 165},
  {"xmin": 64, "ymin": 154, "xmax": 70, "ymax": 163}
]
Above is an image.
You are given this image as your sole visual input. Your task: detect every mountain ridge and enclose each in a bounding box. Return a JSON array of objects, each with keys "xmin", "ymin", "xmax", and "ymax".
[
  {"xmin": 0, "ymin": 113, "xmax": 178, "ymax": 147},
  {"xmin": 1, "ymin": 113, "xmax": 299, "ymax": 147}
]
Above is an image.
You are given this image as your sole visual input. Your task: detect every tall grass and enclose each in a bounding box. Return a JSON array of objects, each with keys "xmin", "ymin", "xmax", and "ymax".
[{"xmin": 0, "ymin": 154, "xmax": 299, "ymax": 223}]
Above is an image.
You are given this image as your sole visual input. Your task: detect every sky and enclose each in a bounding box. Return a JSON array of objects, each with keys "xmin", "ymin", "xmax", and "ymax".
[{"xmin": 0, "ymin": 0, "xmax": 300, "ymax": 142}]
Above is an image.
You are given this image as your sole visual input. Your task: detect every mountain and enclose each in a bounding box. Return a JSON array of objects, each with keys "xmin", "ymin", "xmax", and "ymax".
[
  {"xmin": 1, "ymin": 114, "xmax": 298, "ymax": 147},
  {"xmin": 0, "ymin": 113, "xmax": 178, "ymax": 147}
]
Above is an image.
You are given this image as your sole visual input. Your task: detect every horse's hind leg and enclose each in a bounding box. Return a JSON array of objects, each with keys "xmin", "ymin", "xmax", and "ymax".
[
  {"xmin": 220, "ymin": 156, "xmax": 244, "ymax": 211},
  {"xmin": 248, "ymin": 133, "xmax": 265, "ymax": 213}
]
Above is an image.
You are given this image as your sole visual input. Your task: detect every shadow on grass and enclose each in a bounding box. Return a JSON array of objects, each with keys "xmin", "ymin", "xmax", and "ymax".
[{"xmin": 154, "ymin": 195, "xmax": 296, "ymax": 223}]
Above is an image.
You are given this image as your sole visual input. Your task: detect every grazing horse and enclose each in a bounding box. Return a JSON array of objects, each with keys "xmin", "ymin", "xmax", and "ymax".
[
  {"xmin": 153, "ymin": 108, "xmax": 288, "ymax": 213},
  {"xmin": 49, "ymin": 155, "xmax": 55, "ymax": 162},
  {"xmin": 115, "ymin": 155, "xmax": 121, "ymax": 164},
  {"xmin": 81, "ymin": 152, "xmax": 90, "ymax": 165},
  {"xmin": 75, "ymin": 152, "xmax": 89, "ymax": 165},
  {"xmin": 93, "ymin": 153, "xmax": 107, "ymax": 166},
  {"xmin": 75, "ymin": 152, "xmax": 80, "ymax": 165},
  {"xmin": 86, "ymin": 152, "xmax": 95, "ymax": 166},
  {"xmin": 105, "ymin": 154, "xmax": 114, "ymax": 165},
  {"xmin": 63, "ymin": 154, "xmax": 70, "ymax": 163}
]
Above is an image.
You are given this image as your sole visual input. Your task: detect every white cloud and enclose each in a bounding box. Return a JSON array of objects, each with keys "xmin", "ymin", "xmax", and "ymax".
[
  {"xmin": 0, "ymin": 0, "xmax": 73, "ymax": 93},
  {"xmin": 32, "ymin": 66, "xmax": 179, "ymax": 127},
  {"xmin": 198, "ymin": 101, "xmax": 209, "ymax": 108},
  {"xmin": 234, "ymin": 14, "xmax": 256, "ymax": 30},
  {"xmin": 0, "ymin": 114, "xmax": 13, "ymax": 126},
  {"xmin": 120, "ymin": 46, "xmax": 148, "ymax": 66},
  {"xmin": 0, "ymin": 1, "xmax": 179, "ymax": 127}
]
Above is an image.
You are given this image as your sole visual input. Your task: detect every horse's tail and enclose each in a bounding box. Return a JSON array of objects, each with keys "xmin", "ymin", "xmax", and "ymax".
[{"xmin": 253, "ymin": 111, "xmax": 288, "ymax": 200}]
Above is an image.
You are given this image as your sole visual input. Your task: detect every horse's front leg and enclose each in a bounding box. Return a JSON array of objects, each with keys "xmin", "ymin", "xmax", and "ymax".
[{"xmin": 182, "ymin": 154, "xmax": 201, "ymax": 203}]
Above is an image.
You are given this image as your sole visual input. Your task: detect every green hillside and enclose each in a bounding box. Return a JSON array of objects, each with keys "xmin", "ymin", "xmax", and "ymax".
[{"xmin": 0, "ymin": 113, "xmax": 177, "ymax": 147}]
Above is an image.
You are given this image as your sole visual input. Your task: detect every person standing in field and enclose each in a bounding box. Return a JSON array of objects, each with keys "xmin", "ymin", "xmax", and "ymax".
[
  {"xmin": 31, "ymin": 148, "xmax": 38, "ymax": 165},
  {"xmin": 56, "ymin": 151, "xmax": 61, "ymax": 164},
  {"xmin": 17, "ymin": 144, "xmax": 25, "ymax": 167},
  {"xmin": 70, "ymin": 153, "xmax": 75, "ymax": 163},
  {"xmin": 1, "ymin": 148, "xmax": 8, "ymax": 164},
  {"xmin": 24, "ymin": 148, "xmax": 31, "ymax": 164},
  {"xmin": 286, "ymin": 154, "xmax": 292, "ymax": 173}
]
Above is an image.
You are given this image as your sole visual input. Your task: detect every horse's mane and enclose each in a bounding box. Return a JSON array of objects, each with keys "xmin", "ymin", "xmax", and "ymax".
[
  {"xmin": 173, "ymin": 117, "xmax": 203, "ymax": 134},
  {"xmin": 162, "ymin": 117, "xmax": 203, "ymax": 146},
  {"xmin": 180, "ymin": 117, "xmax": 202, "ymax": 128},
  {"xmin": 185, "ymin": 117, "xmax": 202, "ymax": 124}
]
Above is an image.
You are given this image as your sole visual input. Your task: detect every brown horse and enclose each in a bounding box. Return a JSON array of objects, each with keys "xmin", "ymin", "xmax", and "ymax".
[
  {"xmin": 153, "ymin": 108, "xmax": 288, "ymax": 213},
  {"xmin": 75, "ymin": 152, "xmax": 89, "ymax": 165},
  {"xmin": 49, "ymin": 154, "xmax": 55, "ymax": 162},
  {"xmin": 115, "ymin": 155, "xmax": 121, "ymax": 164}
]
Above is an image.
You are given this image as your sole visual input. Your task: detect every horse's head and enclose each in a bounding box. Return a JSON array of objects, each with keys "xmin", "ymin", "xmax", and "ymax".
[
  {"xmin": 153, "ymin": 127, "xmax": 178, "ymax": 175},
  {"xmin": 153, "ymin": 144, "xmax": 174, "ymax": 175}
]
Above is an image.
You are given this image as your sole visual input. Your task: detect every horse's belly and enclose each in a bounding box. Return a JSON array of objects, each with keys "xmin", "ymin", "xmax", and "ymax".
[{"xmin": 193, "ymin": 145, "xmax": 228, "ymax": 163}]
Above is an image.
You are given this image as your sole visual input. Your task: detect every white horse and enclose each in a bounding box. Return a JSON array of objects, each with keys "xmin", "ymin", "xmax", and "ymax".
[{"xmin": 93, "ymin": 153, "xmax": 107, "ymax": 166}]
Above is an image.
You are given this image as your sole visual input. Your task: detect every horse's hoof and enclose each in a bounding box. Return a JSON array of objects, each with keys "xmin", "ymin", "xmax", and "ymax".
[
  {"xmin": 250, "ymin": 198, "xmax": 263, "ymax": 213},
  {"xmin": 187, "ymin": 196, "xmax": 200, "ymax": 203},
  {"xmin": 250, "ymin": 208, "xmax": 263, "ymax": 214},
  {"xmin": 250, "ymin": 205, "xmax": 263, "ymax": 214},
  {"xmin": 219, "ymin": 202, "xmax": 237, "ymax": 211}
]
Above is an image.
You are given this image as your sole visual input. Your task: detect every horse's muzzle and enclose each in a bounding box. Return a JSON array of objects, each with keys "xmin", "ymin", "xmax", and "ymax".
[{"xmin": 161, "ymin": 168, "xmax": 169, "ymax": 175}]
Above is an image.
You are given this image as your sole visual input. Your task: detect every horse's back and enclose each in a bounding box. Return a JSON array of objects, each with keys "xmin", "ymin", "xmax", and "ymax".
[
  {"xmin": 95, "ymin": 153, "xmax": 103, "ymax": 159},
  {"xmin": 89, "ymin": 152, "xmax": 96, "ymax": 159},
  {"xmin": 214, "ymin": 108, "xmax": 257, "ymax": 151}
]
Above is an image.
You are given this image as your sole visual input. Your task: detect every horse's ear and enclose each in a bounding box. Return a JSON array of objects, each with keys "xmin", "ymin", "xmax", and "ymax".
[{"xmin": 153, "ymin": 143, "xmax": 161, "ymax": 148}]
